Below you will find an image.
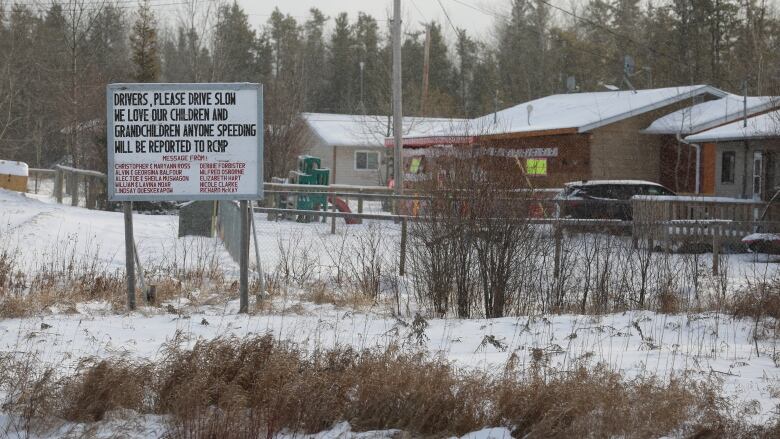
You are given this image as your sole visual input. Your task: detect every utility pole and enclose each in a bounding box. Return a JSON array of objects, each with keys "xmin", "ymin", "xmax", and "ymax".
[
  {"xmin": 421, "ymin": 24, "xmax": 431, "ymax": 115},
  {"xmin": 393, "ymin": 0, "xmax": 403, "ymax": 202}
]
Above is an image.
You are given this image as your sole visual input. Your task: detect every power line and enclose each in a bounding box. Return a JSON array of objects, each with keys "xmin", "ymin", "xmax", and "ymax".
[{"xmin": 436, "ymin": 0, "xmax": 458, "ymax": 35}]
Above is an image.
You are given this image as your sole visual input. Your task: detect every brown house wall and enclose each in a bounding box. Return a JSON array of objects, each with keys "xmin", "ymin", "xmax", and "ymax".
[
  {"xmin": 589, "ymin": 98, "xmax": 719, "ymax": 185},
  {"xmin": 589, "ymin": 111, "xmax": 668, "ymax": 182},
  {"xmin": 701, "ymin": 143, "xmax": 716, "ymax": 194},
  {"xmin": 479, "ymin": 133, "xmax": 591, "ymax": 188},
  {"xmin": 658, "ymin": 135, "xmax": 697, "ymax": 193}
]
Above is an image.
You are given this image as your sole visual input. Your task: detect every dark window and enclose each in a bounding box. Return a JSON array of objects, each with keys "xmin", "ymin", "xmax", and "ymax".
[
  {"xmin": 642, "ymin": 185, "xmax": 674, "ymax": 196},
  {"xmin": 721, "ymin": 151, "xmax": 736, "ymax": 183},
  {"xmin": 582, "ymin": 185, "xmax": 611, "ymax": 198},
  {"xmin": 355, "ymin": 151, "xmax": 379, "ymax": 170}
]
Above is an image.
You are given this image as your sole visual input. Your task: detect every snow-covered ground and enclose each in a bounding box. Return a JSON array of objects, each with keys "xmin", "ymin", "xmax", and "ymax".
[{"xmin": 1, "ymin": 189, "xmax": 779, "ymax": 436}]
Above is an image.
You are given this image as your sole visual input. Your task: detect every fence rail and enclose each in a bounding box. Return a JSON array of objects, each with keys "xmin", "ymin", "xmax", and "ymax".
[
  {"xmin": 632, "ymin": 196, "xmax": 780, "ymax": 244},
  {"xmin": 29, "ymin": 165, "xmax": 108, "ymax": 210}
]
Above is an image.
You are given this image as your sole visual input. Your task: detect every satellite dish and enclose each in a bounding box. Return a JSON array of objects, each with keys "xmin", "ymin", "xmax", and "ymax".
[
  {"xmin": 526, "ymin": 104, "xmax": 533, "ymax": 125},
  {"xmin": 624, "ymin": 55, "xmax": 635, "ymax": 76},
  {"xmin": 566, "ymin": 76, "xmax": 577, "ymax": 93}
]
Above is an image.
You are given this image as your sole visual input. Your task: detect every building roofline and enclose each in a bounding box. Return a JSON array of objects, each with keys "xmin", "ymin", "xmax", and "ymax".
[{"xmin": 577, "ymin": 85, "xmax": 728, "ymax": 133}]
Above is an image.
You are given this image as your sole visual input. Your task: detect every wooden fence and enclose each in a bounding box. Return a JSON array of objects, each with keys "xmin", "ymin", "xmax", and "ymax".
[
  {"xmin": 632, "ymin": 195, "xmax": 780, "ymax": 244},
  {"xmin": 29, "ymin": 165, "xmax": 107, "ymax": 210}
]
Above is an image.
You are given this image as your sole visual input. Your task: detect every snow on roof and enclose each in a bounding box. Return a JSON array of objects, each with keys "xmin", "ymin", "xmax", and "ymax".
[
  {"xmin": 302, "ymin": 113, "xmax": 468, "ymax": 148},
  {"xmin": 0, "ymin": 160, "xmax": 28, "ymax": 177},
  {"xmin": 463, "ymin": 85, "xmax": 726, "ymax": 137},
  {"xmin": 642, "ymin": 95, "xmax": 778, "ymax": 135},
  {"xmin": 685, "ymin": 112, "xmax": 780, "ymax": 143}
]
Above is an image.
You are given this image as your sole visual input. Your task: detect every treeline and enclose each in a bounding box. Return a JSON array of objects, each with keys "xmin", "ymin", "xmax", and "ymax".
[{"xmin": 1, "ymin": 0, "xmax": 779, "ymax": 174}]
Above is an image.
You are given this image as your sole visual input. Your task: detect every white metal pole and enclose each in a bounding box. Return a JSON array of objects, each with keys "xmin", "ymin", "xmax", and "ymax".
[{"xmin": 393, "ymin": 0, "xmax": 403, "ymax": 202}]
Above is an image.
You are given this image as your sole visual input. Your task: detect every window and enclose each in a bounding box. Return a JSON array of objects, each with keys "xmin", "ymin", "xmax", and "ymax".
[
  {"xmin": 642, "ymin": 185, "xmax": 674, "ymax": 196},
  {"xmin": 355, "ymin": 151, "xmax": 379, "ymax": 170},
  {"xmin": 526, "ymin": 158, "xmax": 547, "ymax": 176},
  {"xmin": 409, "ymin": 157, "xmax": 422, "ymax": 174},
  {"xmin": 721, "ymin": 151, "xmax": 735, "ymax": 183}
]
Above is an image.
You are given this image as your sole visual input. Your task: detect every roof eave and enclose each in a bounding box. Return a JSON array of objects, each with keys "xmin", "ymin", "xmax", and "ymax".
[{"xmin": 578, "ymin": 85, "xmax": 728, "ymax": 133}]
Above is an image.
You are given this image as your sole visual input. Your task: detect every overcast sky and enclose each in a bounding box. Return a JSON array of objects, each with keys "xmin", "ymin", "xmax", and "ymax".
[{"xmin": 235, "ymin": 0, "xmax": 502, "ymax": 41}]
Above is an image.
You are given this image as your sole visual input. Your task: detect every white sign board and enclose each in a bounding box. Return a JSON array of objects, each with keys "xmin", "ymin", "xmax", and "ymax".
[{"xmin": 107, "ymin": 83, "xmax": 263, "ymax": 201}]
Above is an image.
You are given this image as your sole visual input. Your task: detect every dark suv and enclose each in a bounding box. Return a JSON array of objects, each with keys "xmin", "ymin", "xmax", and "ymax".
[{"xmin": 555, "ymin": 180, "xmax": 675, "ymax": 220}]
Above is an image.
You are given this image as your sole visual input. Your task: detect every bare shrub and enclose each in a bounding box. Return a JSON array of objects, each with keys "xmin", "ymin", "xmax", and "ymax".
[
  {"xmin": 275, "ymin": 233, "xmax": 317, "ymax": 287},
  {"xmin": 345, "ymin": 221, "xmax": 387, "ymax": 300}
]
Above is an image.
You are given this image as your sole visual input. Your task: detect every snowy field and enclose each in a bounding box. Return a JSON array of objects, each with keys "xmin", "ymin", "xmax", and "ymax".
[{"xmin": 0, "ymin": 189, "xmax": 779, "ymax": 436}]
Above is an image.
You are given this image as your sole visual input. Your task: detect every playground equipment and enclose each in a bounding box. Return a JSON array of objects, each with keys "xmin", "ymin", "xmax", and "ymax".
[{"xmin": 274, "ymin": 155, "xmax": 359, "ymax": 224}]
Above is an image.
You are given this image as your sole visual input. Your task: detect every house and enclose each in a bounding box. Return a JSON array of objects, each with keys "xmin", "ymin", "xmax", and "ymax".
[
  {"xmin": 394, "ymin": 86, "xmax": 727, "ymax": 189},
  {"xmin": 642, "ymin": 95, "xmax": 778, "ymax": 193},
  {"xmin": 685, "ymin": 111, "xmax": 780, "ymax": 200},
  {"xmin": 297, "ymin": 113, "xmax": 466, "ymax": 186}
]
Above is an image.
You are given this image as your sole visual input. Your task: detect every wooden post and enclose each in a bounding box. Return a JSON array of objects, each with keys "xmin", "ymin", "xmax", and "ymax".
[
  {"xmin": 239, "ymin": 200, "xmax": 249, "ymax": 313},
  {"xmin": 330, "ymin": 196, "xmax": 337, "ymax": 235},
  {"xmin": 357, "ymin": 189, "xmax": 364, "ymax": 225},
  {"xmin": 553, "ymin": 226, "xmax": 562, "ymax": 278},
  {"xmin": 87, "ymin": 177, "xmax": 98, "ymax": 210},
  {"xmin": 124, "ymin": 202, "xmax": 136, "ymax": 311},
  {"xmin": 69, "ymin": 172, "xmax": 79, "ymax": 206},
  {"xmin": 712, "ymin": 227, "xmax": 720, "ymax": 276},
  {"xmin": 54, "ymin": 167, "xmax": 64, "ymax": 203},
  {"xmin": 399, "ymin": 218, "xmax": 407, "ymax": 276}
]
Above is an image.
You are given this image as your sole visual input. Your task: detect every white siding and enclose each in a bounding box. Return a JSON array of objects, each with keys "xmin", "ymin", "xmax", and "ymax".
[{"xmin": 334, "ymin": 146, "xmax": 386, "ymax": 186}]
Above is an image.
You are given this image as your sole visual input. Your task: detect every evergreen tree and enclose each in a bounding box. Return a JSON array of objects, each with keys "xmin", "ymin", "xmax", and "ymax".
[
  {"xmin": 353, "ymin": 13, "xmax": 383, "ymax": 114},
  {"xmin": 302, "ymin": 8, "xmax": 328, "ymax": 111},
  {"xmin": 212, "ymin": 2, "xmax": 257, "ymax": 82},
  {"xmin": 130, "ymin": 0, "xmax": 160, "ymax": 83},
  {"xmin": 497, "ymin": 0, "xmax": 552, "ymax": 103},
  {"xmin": 328, "ymin": 13, "xmax": 356, "ymax": 112}
]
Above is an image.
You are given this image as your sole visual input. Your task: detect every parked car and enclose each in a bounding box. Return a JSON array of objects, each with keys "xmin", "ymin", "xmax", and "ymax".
[
  {"xmin": 555, "ymin": 180, "xmax": 676, "ymax": 220},
  {"xmin": 741, "ymin": 186, "xmax": 780, "ymax": 253}
]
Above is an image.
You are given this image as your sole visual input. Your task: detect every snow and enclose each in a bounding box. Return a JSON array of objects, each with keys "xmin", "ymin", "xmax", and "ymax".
[
  {"xmin": 457, "ymin": 427, "xmax": 513, "ymax": 439},
  {"xmin": 0, "ymin": 160, "xmax": 28, "ymax": 177},
  {"xmin": 643, "ymin": 94, "xmax": 777, "ymax": 135},
  {"xmin": 685, "ymin": 111, "xmax": 780, "ymax": 143},
  {"xmin": 302, "ymin": 113, "xmax": 467, "ymax": 148},
  {"xmin": 633, "ymin": 194, "xmax": 762, "ymax": 203},
  {"xmin": 458, "ymin": 85, "xmax": 724, "ymax": 137},
  {"xmin": 742, "ymin": 233, "xmax": 780, "ymax": 242},
  {"xmin": 1, "ymin": 188, "xmax": 780, "ymax": 432}
]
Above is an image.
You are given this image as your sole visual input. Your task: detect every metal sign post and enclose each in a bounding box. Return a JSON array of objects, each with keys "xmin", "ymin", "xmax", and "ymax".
[{"xmin": 106, "ymin": 83, "xmax": 263, "ymax": 313}]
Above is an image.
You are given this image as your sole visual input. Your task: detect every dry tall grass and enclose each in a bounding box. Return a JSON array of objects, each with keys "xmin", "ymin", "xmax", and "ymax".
[{"xmin": 1, "ymin": 335, "xmax": 777, "ymax": 438}]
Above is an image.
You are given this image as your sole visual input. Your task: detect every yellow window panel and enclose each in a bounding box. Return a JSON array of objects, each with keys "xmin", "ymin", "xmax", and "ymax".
[
  {"xmin": 526, "ymin": 158, "xmax": 547, "ymax": 176},
  {"xmin": 409, "ymin": 157, "xmax": 422, "ymax": 174}
]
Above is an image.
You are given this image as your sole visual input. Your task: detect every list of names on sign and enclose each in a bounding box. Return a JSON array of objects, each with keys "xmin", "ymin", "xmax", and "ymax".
[{"xmin": 107, "ymin": 84, "xmax": 262, "ymax": 201}]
